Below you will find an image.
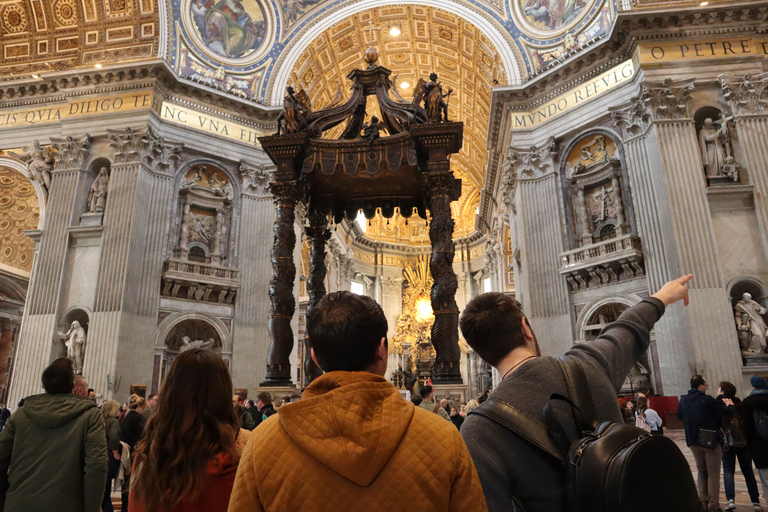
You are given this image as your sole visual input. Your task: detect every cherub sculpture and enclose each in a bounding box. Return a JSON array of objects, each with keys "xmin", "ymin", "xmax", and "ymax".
[
  {"xmin": 360, "ymin": 116, "xmax": 381, "ymax": 144},
  {"xmin": 276, "ymin": 86, "xmax": 311, "ymax": 135}
]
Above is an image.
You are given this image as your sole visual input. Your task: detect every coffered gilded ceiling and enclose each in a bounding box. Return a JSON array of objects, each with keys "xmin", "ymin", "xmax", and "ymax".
[
  {"xmin": 0, "ymin": 167, "xmax": 39, "ymax": 275},
  {"xmin": 288, "ymin": 5, "xmax": 496, "ymax": 244},
  {"xmin": 0, "ymin": 0, "xmax": 159, "ymax": 78}
]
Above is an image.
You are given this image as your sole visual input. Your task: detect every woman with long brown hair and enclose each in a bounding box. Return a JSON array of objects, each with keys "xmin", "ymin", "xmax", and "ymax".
[{"xmin": 128, "ymin": 348, "xmax": 250, "ymax": 512}]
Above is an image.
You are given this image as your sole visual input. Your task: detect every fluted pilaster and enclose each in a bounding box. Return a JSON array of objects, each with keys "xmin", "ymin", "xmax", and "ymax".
[
  {"xmin": 504, "ymin": 138, "xmax": 571, "ymax": 356},
  {"xmin": 85, "ymin": 127, "xmax": 182, "ymax": 399},
  {"xmin": 9, "ymin": 134, "xmax": 91, "ymax": 405}
]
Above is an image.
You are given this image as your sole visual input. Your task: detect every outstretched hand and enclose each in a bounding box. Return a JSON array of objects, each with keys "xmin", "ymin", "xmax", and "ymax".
[{"xmin": 652, "ymin": 274, "xmax": 693, "ymax": 307}]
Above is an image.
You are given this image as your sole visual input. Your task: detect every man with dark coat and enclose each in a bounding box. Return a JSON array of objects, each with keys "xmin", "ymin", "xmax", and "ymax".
[
  {"xmin": 678, "ymin": 374, "xmax": 736, "ymax": 512},
  {"xmin": 741, "ymin": 376, "xmax": 768, "ymax": 503},
  {"xmin": 252, "ymin": 392, "xmax": 276, "ymax": 428},
  {"xmin": 233, "ymin": 394, "xmax": 254, "ymax": 430},
  {"xmin": 0, "ymin": 357, "xmax": 107, "ymax": 512}
]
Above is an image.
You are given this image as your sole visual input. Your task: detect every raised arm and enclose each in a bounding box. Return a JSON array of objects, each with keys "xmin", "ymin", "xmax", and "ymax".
[{"xmin": 567, "ymin": 275, "xmax": 692, "ymax": 391}]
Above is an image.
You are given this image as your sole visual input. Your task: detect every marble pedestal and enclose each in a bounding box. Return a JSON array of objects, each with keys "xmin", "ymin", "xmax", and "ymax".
[{"xmin": 79, "ymin": 212, "xmax": 104, "ymax": 226}]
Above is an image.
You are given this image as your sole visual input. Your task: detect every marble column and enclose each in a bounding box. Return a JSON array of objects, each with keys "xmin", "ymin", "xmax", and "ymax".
[
  {"xmin": 232, "ymin": 162, "xmax": 275, "ymax": 391},
  {"xmin": 86, "ymin": 127, "xmax": 182, "ymax": 400},
  {"xmin": 9, "ymin": 135, "xmax": 91, "ymax": 406},
  {"xmin": 503, "ymin": 139, "xmax": 572, "ymax": 356}
]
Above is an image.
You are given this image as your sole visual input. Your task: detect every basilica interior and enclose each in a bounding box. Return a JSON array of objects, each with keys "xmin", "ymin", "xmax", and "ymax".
[{"xmin": 0, "ymin": 0, "xmax": 767, "ymax": 411}]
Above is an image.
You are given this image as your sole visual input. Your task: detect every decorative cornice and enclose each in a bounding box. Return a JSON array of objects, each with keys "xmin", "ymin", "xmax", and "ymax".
[{"xmin": 0, "ymin": 61, "xmax": 278, "ymax": 128}]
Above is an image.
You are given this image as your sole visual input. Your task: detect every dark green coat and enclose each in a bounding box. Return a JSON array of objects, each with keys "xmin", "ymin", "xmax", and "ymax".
[{"xmin": 0, "ymin": 393, "xmax": 107, "ymax": 512}]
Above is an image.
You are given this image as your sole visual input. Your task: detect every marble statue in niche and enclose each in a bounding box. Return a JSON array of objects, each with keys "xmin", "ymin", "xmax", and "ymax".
[
  {"xmin": 699, "ymin": 118, "xmax": 728, "ymax": 176},
  {"xmin": 735, "ymin": 292, "xmax": 768, "ymax": 354},
  {"xmin": 87, "ymin": 167, "xmax": 109, "ymax": 213},
  {"xmin": 58, "ymin": 321, "xmax": 87, "ymax": 374},
  {"xmin": 11, "ymin": 141, "xmax": 53, "ymax": 198},
  {"xmin": 722, "ymin": 156, "xmax": 740, "ymax": 182}
]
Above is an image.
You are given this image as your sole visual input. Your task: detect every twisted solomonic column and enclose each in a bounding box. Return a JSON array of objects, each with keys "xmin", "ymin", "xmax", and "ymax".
[
  {"xmin": 262, "ymin": 181, "xmax": 299, "ymax": 386},
  {"xmin": 303, "ymin": 210, "xmax": 330, "ymax": 385},
  {"xmin": 423, "ymin": 171, "xmax": 462, "ymax": 383}
]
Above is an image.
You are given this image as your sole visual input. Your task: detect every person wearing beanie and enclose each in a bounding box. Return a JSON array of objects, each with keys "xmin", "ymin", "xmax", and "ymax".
[{"xmin": 743, "ymin": 375, "xmax": 768, "ymax": 505}]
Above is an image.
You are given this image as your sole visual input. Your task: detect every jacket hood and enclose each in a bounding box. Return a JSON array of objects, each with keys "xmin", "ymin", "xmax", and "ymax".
[
  {"xmin": 279, "ymin": 371, "xmax": 413, "ymax": 486},
  {"xmin": 21, "ymin": 393, "xmax": 96, "ymax": 429}
]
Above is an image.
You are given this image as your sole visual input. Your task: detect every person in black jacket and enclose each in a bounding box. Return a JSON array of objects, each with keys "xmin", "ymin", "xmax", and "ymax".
[
  {"xmin": 742, "ymin": 376, "xmax": 768, "ymax": 508},
  {"xmin": 717, "ymin": 381, "xmax": 761, "ymax": 511},
  {"xmin": 678, "ymin": 375, "xmax": 736, "ymax": 512},
  {"xmin": 253, "ymin": 392, "xmax": 276, "ymax": 428},
  {"xmin": 119, "ymin": 394, "xmax": 147, "ymax": 511}
]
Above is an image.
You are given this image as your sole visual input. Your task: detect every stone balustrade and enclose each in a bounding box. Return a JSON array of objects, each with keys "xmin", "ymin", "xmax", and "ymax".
[
  {"xmin": 559, "ymin": 234, "xmax": 645, "ymax": 290},
  {"xmin": 161, "ymin": 258, "xmax": 239, "ymax": 304}
]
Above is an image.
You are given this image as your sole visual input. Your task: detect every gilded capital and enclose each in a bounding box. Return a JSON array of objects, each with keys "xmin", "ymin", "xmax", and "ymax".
[
  {"xmin": 50, "ymin": 134, "xmax": 91, "ymax": 171},
  {"xmin": 505, "ymin": 137, "xmax": 557, "ymax": 182},
  {"xmin": 643, "ymin": 78, "xmax": 695, "ymax": 120},
  {"xmin": 719, "ymin": 72, "xmax": 768, "ymax": 116}
]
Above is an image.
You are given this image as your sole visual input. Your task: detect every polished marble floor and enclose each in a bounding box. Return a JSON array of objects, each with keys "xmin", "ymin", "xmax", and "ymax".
[{"xmin": 668, "ymin": 429, "xmax": 766, "ymax": 511}]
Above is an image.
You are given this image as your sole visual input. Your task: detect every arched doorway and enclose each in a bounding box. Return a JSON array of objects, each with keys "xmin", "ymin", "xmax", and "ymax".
[
  {"xmin": 577, "ymin": 296, "xmax": 656, "ymax": 395},
  {"xmin": 155, "ymin": 316, "xmax": 227, "ymax": 391}
]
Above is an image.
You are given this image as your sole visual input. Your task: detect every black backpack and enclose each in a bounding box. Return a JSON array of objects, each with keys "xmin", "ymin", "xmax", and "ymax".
[
  {"xmin": 722, "ymin": 413, "xmax": 748, "ymax": 449},
  {"xmin": 469, "ymin": 357, "xmax": 699, "ymax": 512}
]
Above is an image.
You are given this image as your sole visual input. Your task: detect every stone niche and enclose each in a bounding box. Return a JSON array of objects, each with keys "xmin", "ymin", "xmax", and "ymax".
[
  {"xmin": 560, "ymin": 133, "xmax": 644, "ymax": 290},
  {"xmin": 161, "ymin": 165, "xmax": 239, "ymax": 305}
]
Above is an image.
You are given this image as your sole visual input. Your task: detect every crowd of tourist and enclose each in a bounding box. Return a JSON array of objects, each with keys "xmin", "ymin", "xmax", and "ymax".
[{"xmin": 0, "ymin": 274, "xmax": 766, "ymax": 512}]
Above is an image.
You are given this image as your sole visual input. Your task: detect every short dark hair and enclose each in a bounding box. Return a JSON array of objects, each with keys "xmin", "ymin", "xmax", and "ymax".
[
  {"xmin": 719, "ymin": 381, "xmax": 737, "ymax": 398},
  {"xmin": 691, "ymin": 375, "xmax": 706, "ymax": 389},
  {"xmin": 42, "ymin": 357, "xmax": 75, "ymax": 394},
  {"xmin": 410, "ymin": 396, "xmax": 423, "ymax": 406},
  {"xmin": 419, "ymin": 385, "xmax": 433, "ymax": 399},
  {"xmin": 460, "ymin": 292, "xmax": 526, "ymax": 367},
  {"xmin": 87, "ymin": 388, "xmax": 94, "ymax": 394},
  {"xmin": 257, "ymin": 392, "xmax": 272, "ymax": 405},
  {"xmin": 307, "ymin": 291, "xmax": 388, "ymax": 372}
]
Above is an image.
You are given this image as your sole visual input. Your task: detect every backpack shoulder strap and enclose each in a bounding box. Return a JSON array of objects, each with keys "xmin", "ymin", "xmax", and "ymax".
[
  {"xmin": 556, "ymin": 356, "xmax": 596, "ymax": 428},
  {"xmin": 433, "ymin": 403, "xmax": 441, "ymax": 414},
  {"xmin": 469, "ymin": 398, "xmax": 564, "ymax": 462}
]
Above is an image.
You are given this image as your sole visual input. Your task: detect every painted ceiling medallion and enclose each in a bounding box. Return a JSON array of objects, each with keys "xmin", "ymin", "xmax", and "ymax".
[
  {"xmin": 513, "ymin": 0, "xmax": 597, "ymax": 38},
  {"xmin": 184, "ymin": 0, "xmax": 271, "ymax": 66}
]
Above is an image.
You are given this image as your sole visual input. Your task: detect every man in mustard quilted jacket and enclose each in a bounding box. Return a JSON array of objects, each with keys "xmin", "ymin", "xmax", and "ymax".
[{"xmin": 228, "ymin": 291, "xmax": 487, "ymax": 512}]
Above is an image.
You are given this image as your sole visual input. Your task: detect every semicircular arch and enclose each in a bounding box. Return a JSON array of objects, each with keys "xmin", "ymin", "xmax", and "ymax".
[
  {"xmin": 155, "ymin": 311, "xmax": 232, "ymax": 353},
  {"xmin": 270, "ymin": 0, "xmax": 523, "ymax": 105}
]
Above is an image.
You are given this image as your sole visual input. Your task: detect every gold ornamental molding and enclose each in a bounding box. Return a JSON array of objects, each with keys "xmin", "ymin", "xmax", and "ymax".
[
  {"xmin": 509, "ymin": 59, "xmax": 635, "ymax": 131},
  {"xmin": 0, "ymin": 90, "xmax": 158, "ymax": 130},
  {"xmin": 639, "ymin": 36, "xmax": 768, "ymax": 65}
]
